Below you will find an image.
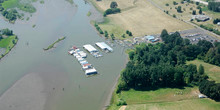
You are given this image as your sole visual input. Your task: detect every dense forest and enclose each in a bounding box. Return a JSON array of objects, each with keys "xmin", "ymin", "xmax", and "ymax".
[{"xmin": 117, "ymin": 29, "xmax": 220, "ymax": 101}]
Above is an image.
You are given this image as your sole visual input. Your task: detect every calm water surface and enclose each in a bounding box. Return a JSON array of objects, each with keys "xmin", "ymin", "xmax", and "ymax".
[{"xmin": 0, "ymin": 0, "xmax": 127, "ymax": 110}]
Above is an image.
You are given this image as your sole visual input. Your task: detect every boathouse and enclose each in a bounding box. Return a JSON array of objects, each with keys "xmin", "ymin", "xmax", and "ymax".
[{"xmin": 95, "ymin": 42, "xmax": 113, "ymax": 52}]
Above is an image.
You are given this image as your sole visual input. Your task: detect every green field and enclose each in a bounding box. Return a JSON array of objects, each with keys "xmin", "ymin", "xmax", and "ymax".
[
  {"xmin": 2, "ymin": 0, "xmax": 19, "ymax": 9},
  {"xmin": 108, "ymin": 86, "xmax": 220, "ymax": 110},
  {"xmin": 187, "ymin": 60, "xmax": 220, "ymax": 83},
  {"xmin": 1, "ymin": 0, "xmax": 37, "ymax": 13},
  {"xmin": 126, "ymin": 99, "xmax": 220, "ymax": 110},
  {"xmin": 0, "ymin": 35, "xmax": 18, "ymax": 58}
]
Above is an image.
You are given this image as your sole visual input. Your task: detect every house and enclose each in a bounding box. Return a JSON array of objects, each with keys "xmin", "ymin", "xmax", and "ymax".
[
  {"xmin": 193, "ymin": 15, "xmax": 210, "ymax": 22},
  {"xmin": 217, "ymin": 22, "xmax": 220, "ymax": 26},
  {"xmin": 145, "ymin": 35, "xmax": 155, "ymax": 41}
]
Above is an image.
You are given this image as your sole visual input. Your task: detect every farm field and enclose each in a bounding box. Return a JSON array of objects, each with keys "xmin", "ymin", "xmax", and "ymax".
[{"xmin": 90, "ymin": 0, "xmax": 193, "ymax": 39}]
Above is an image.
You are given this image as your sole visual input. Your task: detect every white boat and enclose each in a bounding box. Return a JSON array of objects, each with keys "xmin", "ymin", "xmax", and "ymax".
[
  {"xmin": 77, "ymin": 57, "xmax": 84, "ymax": 62},
  {"xmin": 85, "ymin": 68, "xmax": 97, "ymax": 75},
  {"xmin": 68, "ymin": 50, "xmax": 74, "ymax": 55},
  {"xmin": 80, "ymin": 60, "xmax": 88, "ymax": 65}
]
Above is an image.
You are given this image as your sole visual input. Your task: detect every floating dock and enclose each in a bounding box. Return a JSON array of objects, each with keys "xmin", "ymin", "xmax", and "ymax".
[
  {"xmin": 95, "ymin": 42, "xmax": 113, "ymax": 52},
  {"xmin": 68, "ymin": 46, "xmax": 98, "ymax": 75}
]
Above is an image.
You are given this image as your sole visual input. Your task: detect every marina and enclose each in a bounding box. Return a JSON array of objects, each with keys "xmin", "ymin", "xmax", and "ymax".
[{"xmin": 68, "ymin": 42, "xmax": 114, "ymax": 76}]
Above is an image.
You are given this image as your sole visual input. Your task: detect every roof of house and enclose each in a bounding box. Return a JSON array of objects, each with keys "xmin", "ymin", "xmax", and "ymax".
[{"xmin": 145, "ymin": 35, "xmax": 155, "ymax": 40}]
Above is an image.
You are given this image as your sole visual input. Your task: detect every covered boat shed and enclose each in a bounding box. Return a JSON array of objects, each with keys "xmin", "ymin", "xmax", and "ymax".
[
  {"xmin": 95, "ymin": 42, "xmax": 113, "ymax": 52},
  {"xmin": 83, "ymin": 44, "xmax": 98, "ymax": 53}
]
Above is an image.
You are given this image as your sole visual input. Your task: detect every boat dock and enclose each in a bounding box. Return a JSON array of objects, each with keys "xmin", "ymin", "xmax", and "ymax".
[
  {"xmin": 68, "ymin": 46, "xmax": 98, "ymax": 75},
  {"xmin": 68, "ymin": 42, "xmax": 113, "ymax": 76}
]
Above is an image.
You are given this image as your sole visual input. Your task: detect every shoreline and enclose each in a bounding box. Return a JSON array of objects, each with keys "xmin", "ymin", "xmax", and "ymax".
[
  {"xmin": 102, "ymin": 54, "xmax": 129, "ymax": 110},
  {"xmin": 0, "ymin": 35, "xmax": 18, "ymax": 61},
  {"xmin": 87, "ymin": 2, "xmax": 130, "ymax": 110}
]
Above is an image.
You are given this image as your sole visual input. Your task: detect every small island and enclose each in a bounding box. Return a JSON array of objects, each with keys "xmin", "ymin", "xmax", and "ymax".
[
  {"xmin": 0, "ymin": 28, "xmax": 18, "ymax": 59},
  {"xmin": 43, "ymin": 36, "xmax": 66, "ymax": 51}
]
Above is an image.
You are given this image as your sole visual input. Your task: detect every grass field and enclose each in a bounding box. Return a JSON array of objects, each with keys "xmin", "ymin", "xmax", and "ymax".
[
  {"xmin": 108, "ymin": 86, "xmax": 220, "ymax": 110},
  {"xmin": 187, "ymin": 60, "xmax": 220, "ymax": 83},
  {"xmin": 2, "ymin": 0, "xmax": 19, "ymax": 9},
  {"xmin": 0, "ymin": 35, "xmax": 18, "ymax": 58},
  {"xmin": 1, "ymin": 0, "xmax": 37, "ymax": 13},
  {"xmin": 126, "ymin": 98, "xmax": 220, "ymax": 110},
  {"xmin": 90, "ymin": 0, "xmax": 193, "ymax": 39}
]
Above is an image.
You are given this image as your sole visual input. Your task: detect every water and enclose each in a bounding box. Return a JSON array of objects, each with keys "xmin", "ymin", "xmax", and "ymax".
[{"xmin": 0, "ymin": 0, "xmax": 127, "ymax": 110}]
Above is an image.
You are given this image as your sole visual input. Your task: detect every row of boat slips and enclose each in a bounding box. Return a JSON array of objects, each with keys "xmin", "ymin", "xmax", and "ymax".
[
  {"xmin": 83, "ymin": 44, "xmax": 103, "ymax": 58},
  {"xmin": 68, "ymin": 47, "xmax": 97, "ymax": 75}
]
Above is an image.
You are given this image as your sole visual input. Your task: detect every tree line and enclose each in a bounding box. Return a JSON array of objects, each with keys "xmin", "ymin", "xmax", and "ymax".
[
  {"xmin": 117, "ymin": 29, "xmax": 220, "ymax": 101},
  {"xmin": 0, "ymin": 28, "xmax": 13, "ymax": 40},
  {"xmin": 208, "ymin": 2, "xmax": 220, "ymax": 12}
]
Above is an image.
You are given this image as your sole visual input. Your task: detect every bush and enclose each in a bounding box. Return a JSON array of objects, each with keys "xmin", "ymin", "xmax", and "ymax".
[
  {"xmin": 117, "ymin": 98, "xmax": 127, "ymax": 106},
  {"xmin": 173, "ymin": 1, "xmax": 178, "ymax": 5},
  {"xmin": 103, "ymin": 8, "xmax": 121, "ymax": 17},
  {"xmin": 110, "ymin": 1, "xmax": 118, "ymax": 8}
]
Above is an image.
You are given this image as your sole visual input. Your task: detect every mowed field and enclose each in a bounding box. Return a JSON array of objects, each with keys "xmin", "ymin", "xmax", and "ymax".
[
  {"xmin": 125, "ymin": 99, "xmax": 220, "ymax": 110},
  {"xmin": 108, "ymin": 87, "xmax": 220, "ymax": 110},
  {"xmin": 90, "ymin": 0, "xmax": 193, "ymax": 38},
  {"xmin": 187, "ymin": 60, "xmax": 220, "ymax": 83}
]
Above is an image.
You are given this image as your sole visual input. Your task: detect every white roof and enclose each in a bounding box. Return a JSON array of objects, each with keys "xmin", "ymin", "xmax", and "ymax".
[
  {"xmin": 83, "ymin": 44, "xmax": 97, "ymax": 52},
  {"xmin": 85, "ymin": 68, "xmax": 97, "ymax": 75},
  {"xmin": 96, "ymin": 42, "xmax": 113, "ymax": 52}
]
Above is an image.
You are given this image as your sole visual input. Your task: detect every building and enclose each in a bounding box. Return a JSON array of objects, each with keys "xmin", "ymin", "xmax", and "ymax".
[
  {"xmin": 95, "ymin": 42, "xmax": 113, "ymax": 52},
  {"xmin": 145, "ymin": 35, "xmax": 155, "ymax": 41},
  {"xmin": 83, "ymin": 44, "xmax": 98, "ymax": 53},
  {"xmin": 217, "ymin": 22, "xmax": 220, "ymax": 26},
  {"xmin": 193, "ymin": 15, "xmax": 210, "ymax": 22},
  {"xmin": 85, "ymin": 68, "xmax": 97, "ymax": 75}
]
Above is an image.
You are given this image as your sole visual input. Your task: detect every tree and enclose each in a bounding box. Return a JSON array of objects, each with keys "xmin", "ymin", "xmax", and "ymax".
[
  {"xmin": 160, "ymin": 29, "xmax": 168, "ymax": 41},
  {"xmin": 104, "ymin": 31, "xmax": 108, "ymax": 38},
  {"xmin": 111, "ymin": 34, "xmax": 115, "ymax": 40},
  {"xmin": 122, "ymin": 34, "xmax": 125, "ymax": 38},
  {"xmin": 110, "ymin": 1, "xmax": 118, "ymax": 9},
  {"xmin": 173, "ymin": 1, "xmax": 178, "ymax": 5},
  {"xmin": 199, "ymin": 8, "xmax": 202, "ymax": 14},
  {"xmin": 196, "ymin": 2, "xmax": 199, "ymax": 5},
  {"xmin": 198, "ymin": 64, "xmax": 204, "ymax": 75},
  {"xmin": 192, "ymin": 10, "xmax": 196, "ymax": 15},
  {"xmin": 177, "ymin": 6, "xmax": 182, "ymax": 13}
]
